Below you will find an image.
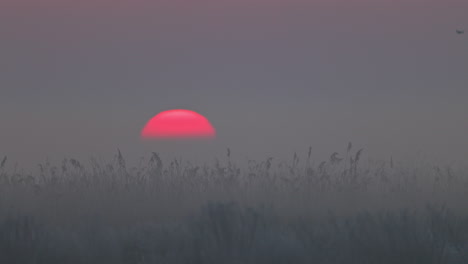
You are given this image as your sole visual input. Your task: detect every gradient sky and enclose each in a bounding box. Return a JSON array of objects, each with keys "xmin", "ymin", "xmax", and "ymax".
[{"xmin": 1, "ymin": 0, "xmax": 467, "ymax": 170}]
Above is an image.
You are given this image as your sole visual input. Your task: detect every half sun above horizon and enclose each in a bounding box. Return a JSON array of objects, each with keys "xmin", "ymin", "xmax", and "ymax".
[{"xmin": 141, "ymin": 109, "xmax": 216, "ymax": 139}]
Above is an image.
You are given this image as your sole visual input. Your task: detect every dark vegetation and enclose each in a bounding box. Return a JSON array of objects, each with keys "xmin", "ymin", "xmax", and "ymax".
[{"xmin": 0, "ymin": 144, "xmax": 467, "ymax": 263}]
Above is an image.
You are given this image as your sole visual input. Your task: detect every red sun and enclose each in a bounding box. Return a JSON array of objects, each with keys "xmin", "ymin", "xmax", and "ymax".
[{"xmin": 141, "ymin": 109, "xmax": 216, "ymax": 139}]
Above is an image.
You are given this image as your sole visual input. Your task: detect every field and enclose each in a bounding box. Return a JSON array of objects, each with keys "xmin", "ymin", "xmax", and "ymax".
[{"xmin": 0, "ymin": 146, "xmax": 467, "ymax": 263}]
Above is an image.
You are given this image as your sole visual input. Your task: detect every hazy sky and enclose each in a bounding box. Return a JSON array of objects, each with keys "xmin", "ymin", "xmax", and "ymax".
[{"xmin": 1, "ymin": 0, "xmax": 467, "ymax": 170}]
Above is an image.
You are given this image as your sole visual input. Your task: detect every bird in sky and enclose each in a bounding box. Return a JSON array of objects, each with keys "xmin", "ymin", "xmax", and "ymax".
[{"xmin": 456, "ymin": 29, "xmax": 464, "ymax": 34}]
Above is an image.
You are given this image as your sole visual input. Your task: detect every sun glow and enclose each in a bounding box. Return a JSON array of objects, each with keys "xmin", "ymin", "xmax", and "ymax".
[{"xmin": 141, "ymin": 109, "xmax": 216, "ymax": 139}]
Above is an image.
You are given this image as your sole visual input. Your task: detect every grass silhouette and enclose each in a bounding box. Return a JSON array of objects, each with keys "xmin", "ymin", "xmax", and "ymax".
[{"xmin": 0, "ymin": 145, "xmax": 466, "ymax": 263}]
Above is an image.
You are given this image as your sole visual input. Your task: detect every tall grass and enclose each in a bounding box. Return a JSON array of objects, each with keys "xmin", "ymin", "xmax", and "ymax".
[{"xmin": 0, "ymin": 145, "xmax": 466, "ymax": 263}]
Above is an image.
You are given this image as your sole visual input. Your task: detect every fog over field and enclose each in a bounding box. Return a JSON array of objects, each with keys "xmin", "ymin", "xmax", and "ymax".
[
  {"xmin": 0, "ymin": 0, "xmax": 467, "ymax": 263},
  {"xmin": 0, "ymin": 148, "xmax": 468, "ymax": 263}
]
